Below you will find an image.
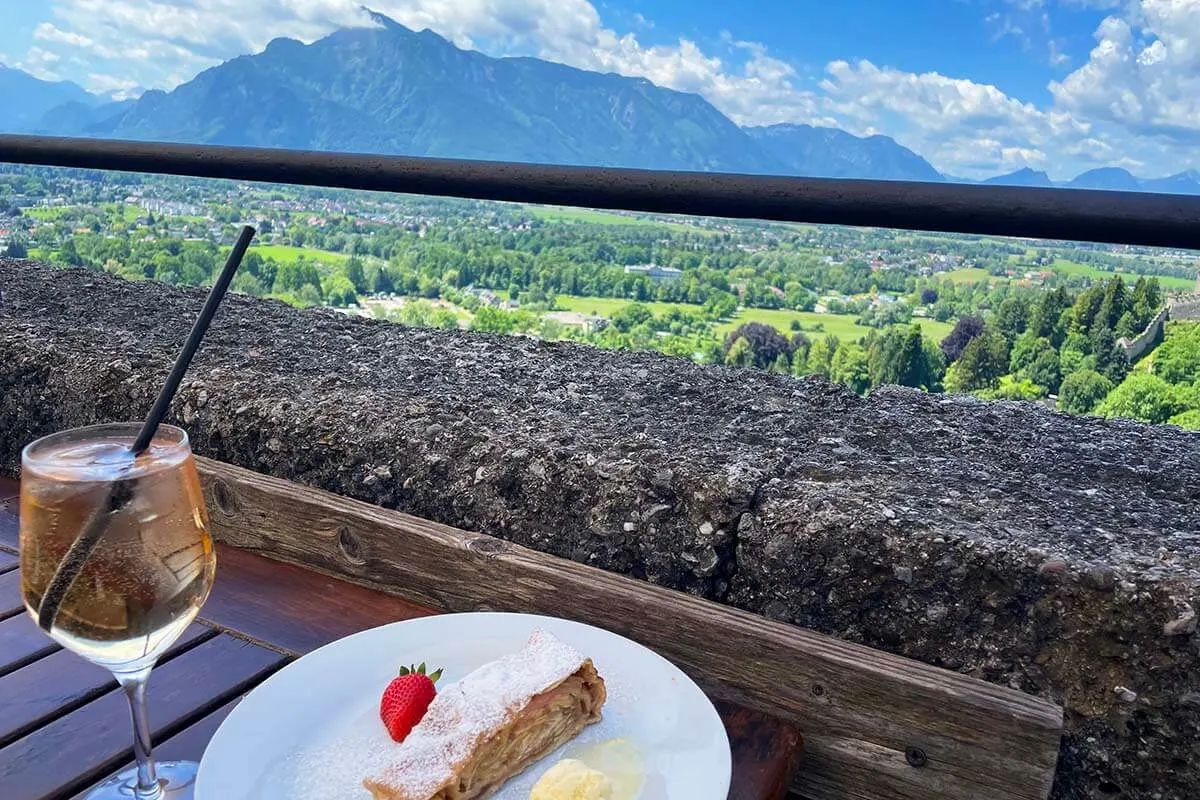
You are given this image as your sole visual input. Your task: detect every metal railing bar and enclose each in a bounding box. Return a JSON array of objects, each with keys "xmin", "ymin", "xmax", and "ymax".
[{"xmin": 1, "ymin": 134, "xmax": 1199, "ymax": 251}]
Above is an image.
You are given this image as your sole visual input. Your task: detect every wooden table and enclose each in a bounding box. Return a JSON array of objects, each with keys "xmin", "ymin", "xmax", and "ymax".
[{"xmin": 0, "ymin": 477, "xmax": 803, "ymax": 799}]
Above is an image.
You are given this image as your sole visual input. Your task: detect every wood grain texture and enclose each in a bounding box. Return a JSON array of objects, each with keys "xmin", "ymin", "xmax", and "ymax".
[
  {"xmin": 75, "ymin": 699, "xmax": 242, "ymax": 799},
  {"xmin": 0, "ymin": 550, "xmax": 16, "ymax": 573},
  {"xmin": 203, "ymin": 543, "xmax": 436, "ymax": 654},
  {"xmin": 0, "ymin": 569, "xmax": 23, "ymax": 619},
  {"xmin": 198, "ymin": 456, "xmax": 1063, "ymax": 800},
  {"xmin": 718, "ymin": 699, "xmax": 804, "ymax": 800},
  {"xmin": 0, "ymin": 624, "xmax": 216, "ymax": 749},
  {"xmin": 0, "ymin": 632, "xmax": 285, "ymax": 799},
  {"xmin": 0, "ymin": 611, "xmax": 59, "ymax": 678}
]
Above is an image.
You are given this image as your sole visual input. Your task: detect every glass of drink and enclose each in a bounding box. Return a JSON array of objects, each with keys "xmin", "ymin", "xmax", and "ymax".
[{"xmin": 20, "ymin": 422, "xmax": 217, "ymax": 799}]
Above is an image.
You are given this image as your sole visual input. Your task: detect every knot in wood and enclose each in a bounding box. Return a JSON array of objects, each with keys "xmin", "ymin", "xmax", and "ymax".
[
  {"xmin": 211, "ymin": 479, "xmax": 239, "ymax": 516},
  {"xmin": 337, "ymin": 525, "xmax": 366, "ymax": 565},
  {"xmin": 467, "ymin": 537, "xmax": 510, "ymax": 559}
]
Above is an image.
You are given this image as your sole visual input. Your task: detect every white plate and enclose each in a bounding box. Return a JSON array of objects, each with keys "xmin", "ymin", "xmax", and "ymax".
[{"xmin": 196, "ymin": 612, "xmax": 731, "ymax": 799}]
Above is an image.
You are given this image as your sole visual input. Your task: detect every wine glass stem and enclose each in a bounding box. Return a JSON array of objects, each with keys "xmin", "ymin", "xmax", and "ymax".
[{"xmin": 117, "ymin": 668, "xmax": 164, "ymax": 800}]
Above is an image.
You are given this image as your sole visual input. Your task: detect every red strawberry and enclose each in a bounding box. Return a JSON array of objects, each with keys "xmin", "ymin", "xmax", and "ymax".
[{"xmin": 379, "ymin": 662, "xmax": 443, "ymax": 743}]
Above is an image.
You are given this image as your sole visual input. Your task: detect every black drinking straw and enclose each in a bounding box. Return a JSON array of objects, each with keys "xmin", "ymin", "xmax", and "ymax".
[{"xmin": 37, "ymin": 226, "xmax": 256, "ymax": 631}]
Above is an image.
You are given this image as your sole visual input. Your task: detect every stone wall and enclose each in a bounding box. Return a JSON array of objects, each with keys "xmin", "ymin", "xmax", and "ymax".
[
  {"xmin": 1117, "ymin": 306, "xmax": 1167, "ymax": 361},
  {"xmin": 3, "ymin": 261, "xmax": 1200, "ymax": 799},
  {"xmin": 1168, "ymin": 294, "xmax": 1200, "ymax": 322}
]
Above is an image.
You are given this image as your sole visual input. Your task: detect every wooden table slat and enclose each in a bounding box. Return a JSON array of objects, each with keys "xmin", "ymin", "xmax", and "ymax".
[
  {"xmin": 202, "ymin": 543, "xmax": 435, "ymax": 654},
  {"xmin": 0, "ymin": 632, "xmax": 286, "ymax": 799},
  {"xmin": 0, "ymin": 569, "xmax": 26, "ymax": 619},
  {"xmin": 75, "ymin": 698, "xmax": 243, "ymax": 799},
  {"xmin": 0, "ymin": 550, "xmax": 17, "ymax": 574},
  {"xmin": 0, "ymin": 611, "xmax": 59, "ymax": 678},
  {"xmin": 0, "ymin": 623, "xmax": 217, "ymax": 749}
]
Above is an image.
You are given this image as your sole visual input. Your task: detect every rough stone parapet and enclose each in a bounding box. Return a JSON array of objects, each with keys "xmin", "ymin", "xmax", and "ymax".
[{"xmin": 2, "ymin": 261, "xmax": 1199, "ymax": 799}]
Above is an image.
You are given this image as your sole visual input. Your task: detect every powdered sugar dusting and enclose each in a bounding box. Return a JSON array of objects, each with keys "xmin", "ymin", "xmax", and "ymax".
[
  {"xmin": 281, "ymin": 708, "xmax": 397, "ymax": 799},
  {"xmin": 368, "ymin": 628, "xmax": 587, "ymax": 799}
]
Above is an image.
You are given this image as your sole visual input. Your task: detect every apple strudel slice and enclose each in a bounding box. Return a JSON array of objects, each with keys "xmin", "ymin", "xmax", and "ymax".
[{"xmin": 364, "ymin": 629, "xmax": 607, "ymax": 800}]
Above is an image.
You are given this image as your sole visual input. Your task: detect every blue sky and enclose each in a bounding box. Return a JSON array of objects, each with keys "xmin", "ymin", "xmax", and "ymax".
[{"xmin": 1, "ymin": 0, "xmax": 1195, "ymax": 179}]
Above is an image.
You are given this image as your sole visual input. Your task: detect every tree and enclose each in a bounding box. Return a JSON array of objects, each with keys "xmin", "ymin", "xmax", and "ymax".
[
  {"xmin": 704, "ymin": 291, "xmax": 738, "ymax": 320},
  {"xmin": 273, "ymin": 260, "xmax": 322, "ymax": 296},
  {"xmin": 1026, "ymin": 348, "xmax": 1063, "ymax": 394},
  {"xmin": 806, "ymin": 335, "xmax": 838, "ymax": 378},
  {"xmin": 980, "ymin": 376, "xmax": 1046, "ymax": 401},
  {"xmin": 700, "ymin": 339, "xmax": 724, "ymax": 365},
  {"xmin": 1096, "ymin": 276, "xmax": 1130, "ymax": 331},
  {"xmin": 323, "ymin": 274, "xmax": 358, "ymax": 307},
  {"xmin": 472, "ymin": 306, "xmax": 520, "ymax": 334},
  {"xmin": 429, "ymin": 309, "xmax": 459, "ymax": 330},
  {"xmin": 1115, "ymin": 311, "xmax": 1137, "ymax": 339},
  {"xmin": 867, "ymin": 324, "xmax": 943, "ymax": 391},
  {"xmin": 1090, "ymin": 325, "xmax": 1129, "ymax": 384},
  {"xmin": 1058, "ymin": 370, "xmax": 1113, "ymax": 415},
  {"xmin": 611, "ymin": 303, "xmax": 653, "ymax": 332},
  {"xmin": 1095, "ymin": 372, "xmax": 1178, "ymax": 424},
  {"xmin": 1071, "ymin": 284, "xmax": 1105, "ymax": 332},
  {"xmin": 940, "ymin": 315, "xmax": 985, "ymax": 363},
  {"xmin": 1010, "ymin": 334, "xmax": 1061, "ymax": 392},
  {"xmin": 1153, "ymin": 322, "xmax": 1200, "ymax": 384},
  {"xmin": 920, "ymin": 288, "xmax": 938, "ymax": 305},
  {"xmin": 1028, "ymin": 287, "xmax": 1071, "ymax": 345},
  {"xmin": 790, "ymin": 345, "xmax": 808, "ymax": 376},
  {"xmin": 724, "ymin": 337, "xmax": 754, "ymax": 368},
  {"xmin": 1168, "ymin": 410, "xmax": 1200, "ymax": 431},
  {"xmin": 992, "ymin": 294, "xmax": 1030, "ymax": 342},
  {"xmin": 769, "ymin": 353, "xmax": 791, "ymax": 374},
  {"xmin": 830, "ymin": 342, "xmax": 871, "ymax": 394},
  {"xmin": 722, "ymin": 322, "xmax": 793, "ymax": 370},
  {"xmin": 345, "ymin": 256, "xmax": 367, "ymax": 293},
  {"xmin": 943, "ymin": 329, "xmax": 1008, "ymax": 393},
  {"xmin": 3, "ymin": 239, "xmax": 27, "ymax": 258},
  {"xmin": 58, "ymin": 238, "xmax": 82, "ymax": 267}
]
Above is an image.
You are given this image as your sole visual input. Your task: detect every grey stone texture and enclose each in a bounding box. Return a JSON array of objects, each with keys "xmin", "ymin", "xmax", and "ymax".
[{"xmin": 3, "ymin": 261, "xmax": 1199, "ymax": 799}]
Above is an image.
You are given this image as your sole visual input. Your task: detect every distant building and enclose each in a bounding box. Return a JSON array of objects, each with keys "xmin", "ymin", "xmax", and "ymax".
[{"xmin": 623, "ymin": 263, "xmax": 682, "ymax": 282}]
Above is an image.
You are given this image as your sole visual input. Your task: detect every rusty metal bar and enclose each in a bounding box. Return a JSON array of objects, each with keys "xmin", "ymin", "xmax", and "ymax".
[{"xmin": 1, "ymin": 134, "xmax": 1199, "ymax": 250}]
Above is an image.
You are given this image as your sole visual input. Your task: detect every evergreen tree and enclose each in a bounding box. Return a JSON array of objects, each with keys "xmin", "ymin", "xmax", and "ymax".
[
  {"xmin": 943, "ymin": 329, "xmax": 1009, "ymax": 392},
  {"xmin": 725, "ymin": 337, "xmax": 754, "ymax": 368}
]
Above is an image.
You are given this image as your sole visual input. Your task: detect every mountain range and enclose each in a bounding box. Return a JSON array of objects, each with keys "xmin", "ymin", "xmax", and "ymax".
[{"xmin": 2, "ymin": 11, "xmax": 1197, "ymax": 194}]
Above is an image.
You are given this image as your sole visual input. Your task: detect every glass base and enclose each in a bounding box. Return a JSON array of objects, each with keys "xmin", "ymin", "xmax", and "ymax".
[{"xmin": 85, "ymin": 761, "xmax": 198, "ymax": 800}]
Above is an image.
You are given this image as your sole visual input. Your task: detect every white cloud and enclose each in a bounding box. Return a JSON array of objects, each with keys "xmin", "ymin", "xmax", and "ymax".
[
  {"xmin": 1050, "ymin": 1, "xmax": 1200, "ymax": 146},
  {"xmin": 1048, "ymin": 39, "xmax": 1070, "ymax": 67},
  {"xmin": 85, "ymin": 73, "xmax": 142, "ymax": 100},
  {"xmin": 34, "ymin": 22, "xmax": 95, "ymax": 50}
]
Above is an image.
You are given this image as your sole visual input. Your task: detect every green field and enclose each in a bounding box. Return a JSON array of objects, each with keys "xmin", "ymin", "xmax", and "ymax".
[
  {"xmin": 528, "ymin": 206, "xmax": 708, "ymax": 235},
  {"xmin": 1048, "ymin": 258, "xmax": 1194, "ymax": 291},
  {"xmin": 100, "ymin": 203, "xmax": 141, "ymax": 223},
  {"xmin": 554, "ymin": 295, "xmax": 690, "ymax": 317},
  {"xmin": 942, "ymin": 267, "xmax": 992, "ymax": 284},
  {"xmin": 719, "ymin": 307, "xmax": 954, "ymax": 342},
  {"xmin": 554, "ymin": 295, "xmax": 954, "ymax": 343},
  {"xmin": 243, "ymin": 244, "xmax": 350, "ymax": 266},
  {"xmin": 23, "ymin": 206, "xmax": 75, "ymax": 221}
]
